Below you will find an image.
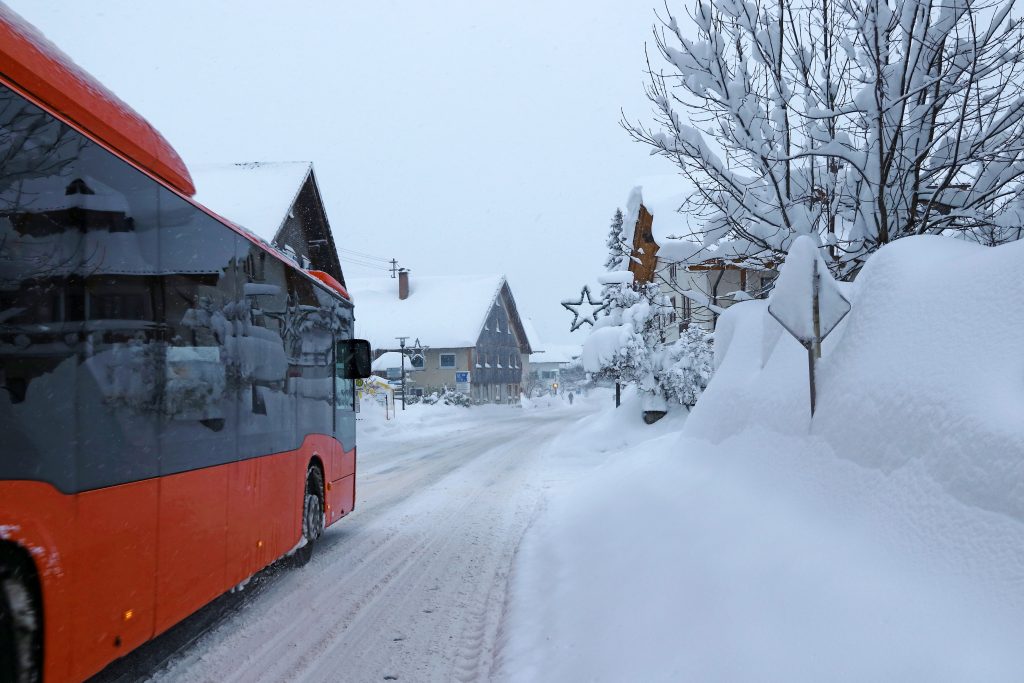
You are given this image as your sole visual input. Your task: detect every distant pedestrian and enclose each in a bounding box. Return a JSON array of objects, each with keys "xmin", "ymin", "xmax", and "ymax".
[{"xmin": 568, "ymin": 391, "xmax": 574, "ymax": 405}]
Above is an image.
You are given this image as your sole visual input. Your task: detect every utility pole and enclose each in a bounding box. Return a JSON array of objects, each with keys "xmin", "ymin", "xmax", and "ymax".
[
  {"xmin": 395, "ymin": 336, "xmax": 408, "ymax": 410},
  {"xmin": 390, "ymin": 259, "xmax": 399, "ymax": 278}
]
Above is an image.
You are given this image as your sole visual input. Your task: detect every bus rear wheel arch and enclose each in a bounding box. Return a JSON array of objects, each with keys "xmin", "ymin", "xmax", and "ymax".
[
  {"xmin": 294, "ymin": 463, "xmax": 325, "ymax": 567},
  {"xmin": 0, "ymin": 543, "xmax": 42, "ymax": 683}
]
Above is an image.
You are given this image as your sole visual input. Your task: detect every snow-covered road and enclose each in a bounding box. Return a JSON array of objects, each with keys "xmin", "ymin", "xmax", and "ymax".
[{"xmin": 93, "ymin": 403, "xmax": 590, "ymax": 682}]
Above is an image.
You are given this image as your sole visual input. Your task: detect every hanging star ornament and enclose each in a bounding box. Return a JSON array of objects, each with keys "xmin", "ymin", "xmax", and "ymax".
[{"xmin": 561, "ymin": 285, "xmax": 607, "ymax": 332}]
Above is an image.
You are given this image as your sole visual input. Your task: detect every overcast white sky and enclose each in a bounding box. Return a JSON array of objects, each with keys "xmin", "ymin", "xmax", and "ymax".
[{"xmin": 7, "ymin": 0, "xmax": 679, "ymax": 346}]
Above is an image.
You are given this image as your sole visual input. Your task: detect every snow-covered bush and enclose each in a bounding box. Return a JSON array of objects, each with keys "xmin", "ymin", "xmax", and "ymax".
[
  {"xmin": 421, "ymin": 388, "xmax": 472, "ymax": 407},
  {"xmin": 441, "ymin": 390, "xmax": 472, "ymax": 407},
  {"xmin": 656, "ymin": 327, "xmax": 713, "ymax": 408}
]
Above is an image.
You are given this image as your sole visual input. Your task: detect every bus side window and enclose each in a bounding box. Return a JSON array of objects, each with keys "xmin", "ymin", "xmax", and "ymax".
[
  {"xmin": 158, "ymin": 212, "xmax": 239, "ymax": 476},
  {"xmin": 288, "ymin": 270, "xmax": 334, "ymax": 439},
  {"xmin": 236, "ymin": 242, "xmax": 294, "ymax": 459}
]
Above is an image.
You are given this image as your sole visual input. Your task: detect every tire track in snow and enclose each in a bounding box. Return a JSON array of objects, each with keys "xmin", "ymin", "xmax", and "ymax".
[{"xmin": 145, "ymin": 412, "xmax": 572, "ymax": 683}]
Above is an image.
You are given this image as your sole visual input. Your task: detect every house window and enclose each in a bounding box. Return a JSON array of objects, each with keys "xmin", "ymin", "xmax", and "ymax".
[
  {"xmin": 669, "ymin": 263, "xmax": 678, "ymax": 282},
  {"xmin": 496, "ymin": 317, "xmax": 503, "ymax": 333},
  {"xmin": 509, "ymin": 352, "xmax": 517, "ymax": 368},
  {"xmin": 670, "ymin": 296, "xmax": 677, "ymax": 324},
  {"xmin": 440, "ymin": 353, "xmax": 456, "ymax": 368}
]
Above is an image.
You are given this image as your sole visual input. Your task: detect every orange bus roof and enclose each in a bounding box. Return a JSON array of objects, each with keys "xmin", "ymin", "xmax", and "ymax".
[
  {"xmin": 0, "ymin": 6, "xmax": 196, "ymax": 197},
  {"xmin": 308, "ymin": 270, "xmax": 352, "ymax": 302}
]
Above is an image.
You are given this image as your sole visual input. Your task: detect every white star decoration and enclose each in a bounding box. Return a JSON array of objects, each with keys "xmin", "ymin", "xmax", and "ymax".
[{"xmin": 561, "ymin": 285, "xmax": 607, "ymax": 331}]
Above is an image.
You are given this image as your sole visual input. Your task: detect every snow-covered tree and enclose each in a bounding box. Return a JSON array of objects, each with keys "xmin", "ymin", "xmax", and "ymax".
[
  {"xmin": 584, "ymin": 280, "xmax": 665, "ymax": 386},
  {"xmin": 585, "ymin": 189, "xmax": 713, "ymax": 418},
  {"xmin": 656, "ymin": 327, "xmax": 714, "ymax": 408},
  {"xmin": 604, "ymin": 208, "xmax": 629, "ymax": 271},
  {"xmin": 625, "ymin": 0, "xmax": 1024, "ymax": 278}
]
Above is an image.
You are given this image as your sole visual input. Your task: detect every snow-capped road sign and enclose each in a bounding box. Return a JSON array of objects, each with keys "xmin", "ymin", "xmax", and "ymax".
[{"xmin": 767, "ymin": 237, "xmax": 852, "ymax": 415}]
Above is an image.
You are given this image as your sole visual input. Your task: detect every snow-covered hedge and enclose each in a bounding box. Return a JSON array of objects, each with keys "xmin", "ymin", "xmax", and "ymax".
[{"xmin": 422, "ymin": 389, "xmax": 473, "ymax": 407}]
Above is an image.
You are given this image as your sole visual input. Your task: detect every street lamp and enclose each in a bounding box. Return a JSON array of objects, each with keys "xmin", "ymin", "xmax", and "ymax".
[{"xmin": 396, "ymin": 336, "xmax": 408, "ymax": 410}]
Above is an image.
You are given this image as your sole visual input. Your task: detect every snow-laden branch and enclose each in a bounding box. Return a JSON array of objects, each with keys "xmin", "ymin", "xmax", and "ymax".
[{"xmin": 623, "ymin": 0, "xmax": 1024, "ymax": 278}]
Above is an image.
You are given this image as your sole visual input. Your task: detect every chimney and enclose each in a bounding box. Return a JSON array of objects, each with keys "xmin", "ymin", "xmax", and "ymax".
[{"xmin": 398, "ymin": 268, "xmax": 410, "ymax": 300}]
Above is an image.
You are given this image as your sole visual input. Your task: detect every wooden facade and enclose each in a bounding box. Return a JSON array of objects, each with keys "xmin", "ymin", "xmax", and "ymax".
[
  {"xmin": 274, "ymin": 169, "xmax": 346, "ymax": 286},
  {"xmin": 628, "ymin": 203, "xmax": 659, "ymax": 285},
  {"xmin": 469, "ymin": 282, "xmax": 530, "ymax": 402}
]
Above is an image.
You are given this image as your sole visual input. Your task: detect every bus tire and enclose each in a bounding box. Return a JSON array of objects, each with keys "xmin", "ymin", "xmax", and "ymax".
[
  {"xmin": 294, "ymin": 465, "xmax": 325, "ymax": 567},
  {"xmin": 0, "ymin": 554, "xmax": 41, "ymax": 683}
]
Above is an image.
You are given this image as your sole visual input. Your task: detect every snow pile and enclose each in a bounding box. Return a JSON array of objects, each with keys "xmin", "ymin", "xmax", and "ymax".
[
  {"xmin": 694, "ymin": 235, "xmax": 1024, "ymax": 519},
  {"xmin": 499, "ymin": 236, "xmax": 1024, "ymax": 680}
]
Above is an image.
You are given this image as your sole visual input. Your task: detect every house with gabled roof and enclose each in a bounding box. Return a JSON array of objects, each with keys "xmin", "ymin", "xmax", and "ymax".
[
  {"xmin": 624, "ymin": 179, "xmax": 777, "ymax": 337},
  {"xmin": 190, "ymin": 161, "xmax": 346, "ymax": 286},
  {"xmin": 347, "ymin": 271, "xmax": 533, "ymax": 403}
]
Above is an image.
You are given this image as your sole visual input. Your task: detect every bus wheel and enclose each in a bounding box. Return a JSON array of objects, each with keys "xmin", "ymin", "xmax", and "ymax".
[
  {"xmin": 0, "ymin": 560, "xmax": 40, "ymax": 683},
  {"xmin": 294, "ymin": 465, "xmax": 325, "ymax": 567}
]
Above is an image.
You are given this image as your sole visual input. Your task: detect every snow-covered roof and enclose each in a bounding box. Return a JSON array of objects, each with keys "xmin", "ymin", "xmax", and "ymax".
[
  {"xmin": 630, "ymin": 177, "xmax": 776, "ymax": 269},
  {"xmin": 190, "ymin": 162, "xmax": 312, "ymax": 244},
  {"xmin": 371, "ymin": 351, "xmax": 406, "ymax": 372},
  {"xmin": 529, "ymin": 344, "xmax": 581, "ymax": 365},
  {"xmin": 632, "ymin": 175, "xmax": 691, "ymax": 241},
  {"xmin": 522, "ymin": 318, "xmax": 544, "ymax": 354},
  {"xmin": 347, "ymin": 274, "xmax": 508, "ymax": 350}
]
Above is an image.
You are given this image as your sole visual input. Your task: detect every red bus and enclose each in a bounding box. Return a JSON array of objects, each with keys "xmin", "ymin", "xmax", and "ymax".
[{"xmin": 0, "ymin": 9, "xmax": 371, "ymax": 682}]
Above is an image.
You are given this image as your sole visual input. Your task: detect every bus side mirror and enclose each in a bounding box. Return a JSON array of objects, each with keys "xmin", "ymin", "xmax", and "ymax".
[{"xmin": 337, "ymin": 339, "xmax": 372, "ymax": 379}]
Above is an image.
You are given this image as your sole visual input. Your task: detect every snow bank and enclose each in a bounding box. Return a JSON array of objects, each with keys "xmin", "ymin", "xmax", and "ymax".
[
  {"xmin": 499, "ymin": 236, "xmax": 1024, "ymax": 680},
  {"xmin": 501, "ymin": 427, "xmax": 1024, "ymax": 681},
  {"xmin": 693, "ymin": 235, "xmax": 1024, "ymax": 520}
]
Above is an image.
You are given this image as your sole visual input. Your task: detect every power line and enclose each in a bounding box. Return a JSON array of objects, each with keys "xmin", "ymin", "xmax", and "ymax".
[
  {"xmin": 341, "ymin": 257, "xmax": 390, "ymax": 271},
  {"xmin": 338, "ymin": 247, "xmax": 391, "ymax": 263}
]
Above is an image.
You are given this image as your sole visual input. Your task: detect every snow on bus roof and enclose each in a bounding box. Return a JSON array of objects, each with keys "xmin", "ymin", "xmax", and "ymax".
[
  {"xmin": 190, "ymin": 162, "xmax": 312, "ymax": 245},
  {"xmin": 347, "ymin": 274, "xmax": 506, "ymax": 350}
]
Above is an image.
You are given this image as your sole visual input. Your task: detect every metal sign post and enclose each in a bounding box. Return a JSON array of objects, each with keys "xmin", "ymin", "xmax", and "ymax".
[{"xmin": 768, "ymin": 258, "xmax": 851, "ymax": 416}]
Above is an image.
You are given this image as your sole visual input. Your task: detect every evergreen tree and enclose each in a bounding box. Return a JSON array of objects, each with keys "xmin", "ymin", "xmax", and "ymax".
[{"xmin": 604, "ymin": 208, "xmax": 627, "ymax": 271}]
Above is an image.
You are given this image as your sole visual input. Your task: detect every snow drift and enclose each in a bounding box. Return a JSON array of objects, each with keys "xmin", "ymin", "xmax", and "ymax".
[
  {"xmin": 499, "ymin": 236, "xmax": 1024, "ymax": 681},
  {"xmin": 693, "ymin": 235, "xmax": 1024, "ymax": 519}
]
